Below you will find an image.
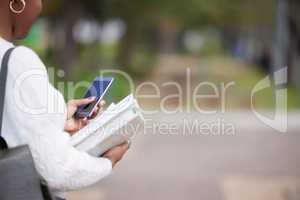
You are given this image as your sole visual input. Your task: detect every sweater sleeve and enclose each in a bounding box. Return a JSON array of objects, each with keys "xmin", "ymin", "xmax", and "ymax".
[{"xmin": 6, "ymin": 46, "xmax": 112, "ymax": 192}]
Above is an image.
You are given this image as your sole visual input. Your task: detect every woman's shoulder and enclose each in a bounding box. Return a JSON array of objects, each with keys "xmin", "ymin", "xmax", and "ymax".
[
  {"xmin": 9, "ymin": 46, "xmax": 47, "ymax": 74},
  {"xmin": 12, "ymin": 46, "xmax": 42, "ymax": 64}
]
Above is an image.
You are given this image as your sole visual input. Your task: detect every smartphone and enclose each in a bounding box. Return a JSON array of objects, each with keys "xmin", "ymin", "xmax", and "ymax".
[{"xmin": 75, "ymin": 77, "xmax": 114, "ymax": 119}]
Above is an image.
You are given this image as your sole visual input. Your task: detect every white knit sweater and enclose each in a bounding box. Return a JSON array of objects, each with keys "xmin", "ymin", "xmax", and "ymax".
[{"xmin": 0, "ymin": 37, "xmax": 112, "ymax": 197}]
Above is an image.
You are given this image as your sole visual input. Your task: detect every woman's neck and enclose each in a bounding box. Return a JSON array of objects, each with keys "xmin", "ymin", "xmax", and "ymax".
[
  {"xmin": 0, "ymin": 8, "xmax": 13, "ymax": 42},
  {"xmin": 0, "ymin": 29, "xmax": 12, "ymax": 42}
]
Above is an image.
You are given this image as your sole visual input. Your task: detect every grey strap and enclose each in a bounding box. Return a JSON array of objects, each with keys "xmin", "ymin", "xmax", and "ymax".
[{"xmin": 0, "ymin": 48, "xmax": 15, "ymax": 135}]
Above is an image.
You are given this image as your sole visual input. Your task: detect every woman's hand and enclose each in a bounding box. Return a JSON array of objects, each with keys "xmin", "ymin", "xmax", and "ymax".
[
  {"xmin": 102, "ymin": 142, "xmax": 130, "ymax": 168},
  {"xmin": 64, "ymin": 97, "xmax": 105, "ymax": 135}
]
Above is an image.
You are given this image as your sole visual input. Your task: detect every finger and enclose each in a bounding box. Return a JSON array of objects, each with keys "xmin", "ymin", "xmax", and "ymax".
[
  {"xmin": 90, "ymin": 107, "xmax": 100, "ymax": 119},
  {"xmin": 95, "ymin": 100, "xmax": 105, "ymax": 110},
  {"xmin": 93, "ymin": 107, "xmax": 100, "ymax": 115},
  {"xmin": 118, "ymin": 143, "xmax": 129, "ymax": 159},
  {"xmin": 119, "ymin": 142, "xmax": 130, "ymax": 150},
  {"xmin": 126, "ymin": 139, "xmax": 131, "ymax": 149},
  {"xmin": 95, "ymin": 100, "xmax": 105, "ymax": 112},
  {"xmin": 98, "ymin": 107, "xmax": 104, "ymax": 115},
  {"xmin": 71, "ymin": 97, "xmax": 96, "ymax": 107},
  {"xmin": 75, "ymin": 120, "xmax": 82, "ymax": 131},
  {"xmin": 76, "ymin": 118, "xmax": 87, "ymax": 128},
  {"xmin": 104, "ymin": 142, "xmax": 128, "ymax": 155},
  {"xmin": 81, "ymin": 117, "xmax": 89, "ymax": 126},
  {"xmin": 92, "ymin": 103, "xmax": 106, "ymax": 118},
  {"xmin": 99, "ymin": 100, "xmax": 106, "ymax": 107}
]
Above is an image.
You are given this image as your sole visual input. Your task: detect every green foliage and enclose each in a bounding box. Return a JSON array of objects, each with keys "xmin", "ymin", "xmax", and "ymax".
[
  {"xmin": 37, "ymin": 0, "xmax": 298, "ymax": 109},
  {"xmin": 42, "ymin": 0, "xmax": 276, "ymax": 27}
]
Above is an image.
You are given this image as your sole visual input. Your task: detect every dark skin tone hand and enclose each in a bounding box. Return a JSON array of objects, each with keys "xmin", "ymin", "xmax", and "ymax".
[
  {"xmin": 0, "ymin": 0, "xmax": 128, "ymax": 167},
  {"xmin": 103, "ymin": 142, "xmax": 130, "ymax": 167},
  {"xmin": 64, "ymin": 97, "xmax": 105, "ymax": 134}
]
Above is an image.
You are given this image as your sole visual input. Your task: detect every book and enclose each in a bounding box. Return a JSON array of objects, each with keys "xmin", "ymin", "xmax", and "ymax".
[{"xmin": 71, "ymin": 94, "xmax": 144, "ymax": 156}]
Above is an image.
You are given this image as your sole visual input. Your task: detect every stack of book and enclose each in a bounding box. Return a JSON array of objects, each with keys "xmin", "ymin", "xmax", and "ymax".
[{"xmin": 71, "ymin": 94, "xmax": 144, "ymax": 156}]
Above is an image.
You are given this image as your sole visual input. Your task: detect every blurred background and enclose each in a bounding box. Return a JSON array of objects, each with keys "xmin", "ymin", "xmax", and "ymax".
[{"xmin": 20, "ymin": 0, "xmax": 300, "ymax": 199}]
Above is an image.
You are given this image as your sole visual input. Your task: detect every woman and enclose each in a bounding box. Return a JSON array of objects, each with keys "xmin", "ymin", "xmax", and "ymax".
[{"xmin": 0, "ymin": 0, "xmax": 129, "ymax": 199}]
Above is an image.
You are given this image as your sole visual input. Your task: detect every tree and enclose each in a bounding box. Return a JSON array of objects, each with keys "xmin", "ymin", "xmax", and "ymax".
[
  {"xmin": 42, "ymin": 0, "xmax": 106, "ymax": 73},
  {"xmin": 41, "ymin": 0, "xmax": 277, "ymax": 74}
]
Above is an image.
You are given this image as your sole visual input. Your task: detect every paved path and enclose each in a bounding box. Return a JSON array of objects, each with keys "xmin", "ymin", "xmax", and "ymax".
[{"xmin": 67, "ymin": 112, "xmax": 300, "ymax": 200}]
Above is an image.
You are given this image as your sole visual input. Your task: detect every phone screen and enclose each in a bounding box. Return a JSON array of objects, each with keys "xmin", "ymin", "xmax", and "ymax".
[{"xmin": 75, "ymin": 77, "xmax": 113, "ymax": 118}]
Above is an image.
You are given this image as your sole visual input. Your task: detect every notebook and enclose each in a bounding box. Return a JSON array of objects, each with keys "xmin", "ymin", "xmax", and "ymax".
[{"xmin": 71, "ymin": 94, "xmax": 144, "ymax": 156}]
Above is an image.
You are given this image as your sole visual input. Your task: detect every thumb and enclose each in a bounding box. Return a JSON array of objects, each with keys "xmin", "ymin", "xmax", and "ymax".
[{"xmin": 71, "ymin": 97, "xmax": 96, "ymax": 107}]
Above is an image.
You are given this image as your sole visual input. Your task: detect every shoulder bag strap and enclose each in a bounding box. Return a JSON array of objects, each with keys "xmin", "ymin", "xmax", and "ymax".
[{"xmin": 0, "ymin": 47, "xmax": 15, "ymax": 149}]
